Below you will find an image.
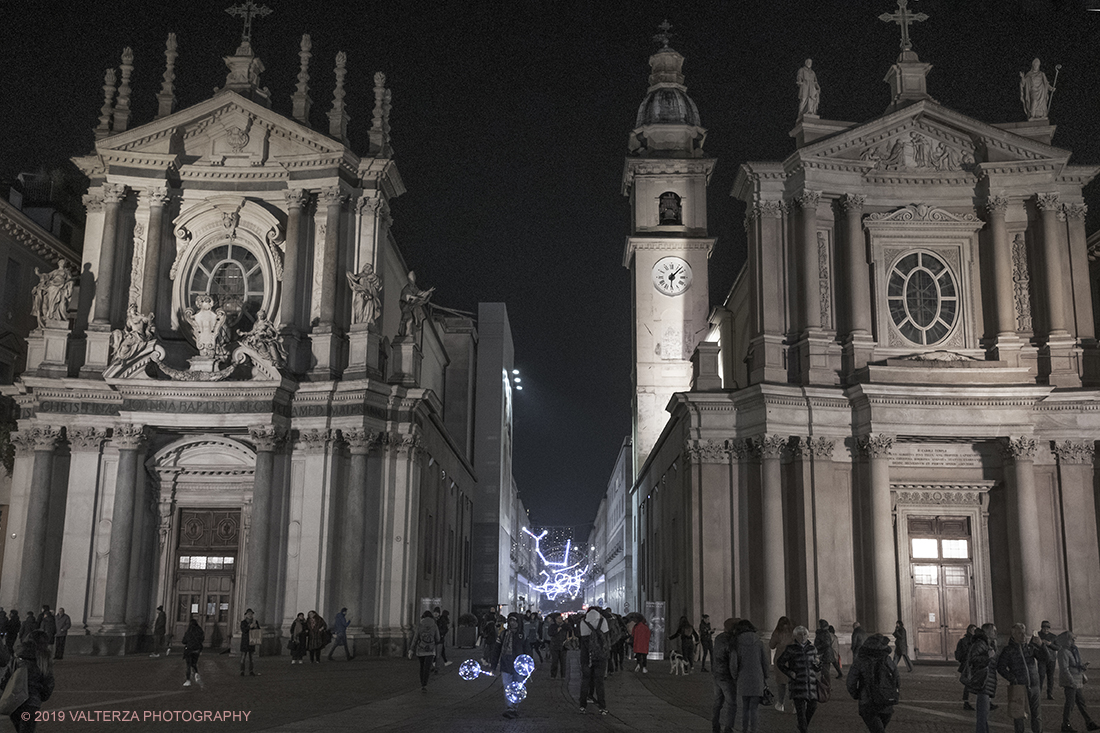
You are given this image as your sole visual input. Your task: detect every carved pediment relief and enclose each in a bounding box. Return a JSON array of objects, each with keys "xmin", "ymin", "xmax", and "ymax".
[
  {"xmin": 858, "ymin": 127, "xmax": 975, "ymax": 174},
  {"xmin": 865, "ymin": 203, "xmax": 982, "ymax": 227}
]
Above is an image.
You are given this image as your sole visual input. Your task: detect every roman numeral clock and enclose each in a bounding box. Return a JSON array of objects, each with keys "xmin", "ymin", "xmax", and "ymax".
[{"xmin": 651, "ymin": 256, "xmax": 693, "ymax": 296}]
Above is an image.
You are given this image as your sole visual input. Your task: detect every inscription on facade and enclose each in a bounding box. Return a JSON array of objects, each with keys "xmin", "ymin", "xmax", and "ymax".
[
  {"xmin": 890, "ymin": 443, "xmax": 984, "ymax": 468},
  {"xmin": 122, "ymin": 398, "xmax": 291, "ymax": 417}
]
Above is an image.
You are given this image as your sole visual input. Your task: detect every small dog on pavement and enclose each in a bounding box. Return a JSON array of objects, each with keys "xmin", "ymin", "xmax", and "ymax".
[{"xmin": 669, "ymin": 650, "xmax": 687, "ymax": 675}]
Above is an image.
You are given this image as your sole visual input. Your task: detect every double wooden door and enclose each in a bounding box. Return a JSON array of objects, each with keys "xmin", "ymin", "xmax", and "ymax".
[{"xmin": 909, "ymin": 515, "xmax": 974, "ymax": 661}]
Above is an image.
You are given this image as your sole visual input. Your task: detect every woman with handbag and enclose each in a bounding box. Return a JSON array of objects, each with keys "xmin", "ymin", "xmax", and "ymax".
[
  {"xmin": 777, "ymin": 626, "xmax": 822, "ymax": 733},
  {"xmin": 289, "ymin": 613, "xmax": 308, "ymax": 664},
  {"xmin": 1, "ymin": 629, "xmax": 54, "ymax": 732},
  {"xmin": 734, "ymin": 619, "xmax": 771, "ymax": 733},
  {"xmin": 239, "ymin": 608, "xmax": 260, "ymax": 677},
  {"xmin": 306, "ymin": 611, "xmax": 327, "ymax": 664},
  {"xmin": 670, "ymin": 616, "xmax": 700, "ymax": 673}
]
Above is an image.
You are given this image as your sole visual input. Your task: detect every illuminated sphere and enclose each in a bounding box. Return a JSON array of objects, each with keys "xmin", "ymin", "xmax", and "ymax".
[
  {"xmin": 505, "ymin": 681, "xmax": 528, "ymax": 705},
  {"xmin": 459, "ymin": 659, "xmax": 483, "ymax": 681},
  {"xmin": 514, "ymin": 654, "xmax": 535, "ymax": 678}
]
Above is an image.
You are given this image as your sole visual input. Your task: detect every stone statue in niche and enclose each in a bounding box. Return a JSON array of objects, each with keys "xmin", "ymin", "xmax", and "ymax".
[
  {"xmin": 183, "ymin": 295, "xmax": 229, "ymax": 360},
  {"xmin": 347, "ymin": 264, "xmax": 383, "ymax": 326},
  {"xmin": 30, "ymin": 258, "xmax": 74, "ymax": 327},
  {"xmin": 796, "ymin": 58, "xmax": 820, "ymax": 117},
  {"xmin": 239, "ymin": 309, "xmax": 286, "ymax": 367},
  {"xmin": 397, "ymin": 270, "xmax": 434, "ymax": 338},
  {"xmin": 1019, "ymin": 58, "xmax": 1055, "ymax": 120},
  {"xmin": 109, "ymin": 302, "xmax": 156, "ymax": 364}
]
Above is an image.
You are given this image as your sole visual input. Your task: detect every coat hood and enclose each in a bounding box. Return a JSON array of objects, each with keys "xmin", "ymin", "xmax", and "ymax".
[
  {"xmin": 858, "ymin": 633, "xmax": 892, "ymax": 658},
  {"xmin": 1056, "ymin": 631, "xmax": 1075, "ymax": 647}
]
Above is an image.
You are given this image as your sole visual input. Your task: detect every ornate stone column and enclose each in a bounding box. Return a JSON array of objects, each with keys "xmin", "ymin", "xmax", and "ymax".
[
  {"xmin": 1037, "ymin": 193, "xmax": 1081, "ymax": 386},
  {"xmin": 1053, "ymin": 439, "xmax": 1100, "ymax": 634},
  {"xmin": 92, "ymin": 183, "xmax": 128, "ymax": 326},
  {"xmin": 139, "ymin": 187, "xmax": 171, "ymax": 318},
  {"xmin": 374, "ymin": 432, "xmax": 423, "ymax": 656},
  {"xmin": 101, "ymin": 424, "xmax": 145, "ymax": 631},
  {"xmin": 280, "ymin": 189, "xmax": 309, "ymax": 329},
  {"xmin": 745, "ymin": 201, "xmax": 788, "ymax": 384},
  {"xmin": 311, "ymin": 186, "xmax": 348, "ymax": 378},
  {"xmin": 859, "ymin": 433, "xmax": 896, "ymax": 631},
  {"xmin": 57, "ymin": 427, "xmax": 108, "ymax": 633},
  {"xmin": 1065, "ymin": 203, "xmax": 1099, "ymax": 384},
  {"xmin": 795, "ymin": 191, "xmax": 823, "ymax": 332},
  {"xmin": 756, "ymin": 434, "xmax": 787, "ymax": 626},
  {"xmin": 840, "ymin": 194, "xmax": 874, "ymax": 377},
  {"xmin": 1001, "ymin": 436, "xmax": 1042, "ymax": 627},
  {"xmin": 15, "ymin": 426, "xmax": 61, "ymax": 612},
  {"xmin": 245, "ymin": 425, "xmax": 282, "ymax": 628},
  {"xmin": 984, "ymin": 196, "xmax": 1025, "ymax": 367},
  {"xmin": 342, "ymin": 429, "xmax": 377, "ymax": 638}
]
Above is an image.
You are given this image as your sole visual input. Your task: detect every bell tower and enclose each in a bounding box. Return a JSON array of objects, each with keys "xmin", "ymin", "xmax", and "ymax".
[{"xmin": 622, "ymin": 24, "xmax": 716, "ymax": 474}]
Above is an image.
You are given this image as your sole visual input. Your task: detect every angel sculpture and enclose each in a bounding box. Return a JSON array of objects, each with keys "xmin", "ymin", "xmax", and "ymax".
[
  {"xmin": 240, "ymin": 310, "xmax": 287, "ymax": 368},
  {"xmin": 30, "ymin": 258, "xmax": 74, "ymax": 328},
  {"xmin": 183, "ymin": 295, "xmax": 228, "ymax": 360},
  {"xmin": 109, "ymin": 302, "xmax": 156, "ymax": 364}
]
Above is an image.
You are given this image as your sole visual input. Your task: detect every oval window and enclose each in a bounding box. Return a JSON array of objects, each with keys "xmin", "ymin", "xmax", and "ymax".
[
  {"xmin": 887, "ymin": 251, "xmax": 958, "ymax": 345},
  {"xmin": 187, "ymin": 242, "xmax": 265, "ymax": 331}
]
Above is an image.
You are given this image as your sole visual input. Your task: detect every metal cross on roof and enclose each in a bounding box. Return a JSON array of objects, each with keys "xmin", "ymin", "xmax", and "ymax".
[
  {"xmin": 226, "ymin": 1, "xmax": 273, "ymax": 43},
  {"xmin": 653, "ymin": 19, "xmax": 673, "ymax": 49},
  {"xmin": 879, "ymin": 0, "xmax": 928, "ymax": 52}
]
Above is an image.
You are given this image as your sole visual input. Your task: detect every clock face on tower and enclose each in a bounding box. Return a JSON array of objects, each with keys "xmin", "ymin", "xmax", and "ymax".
[{"xmin": 652, "ymin": 256, "xmax": 693, "ymax": 296}]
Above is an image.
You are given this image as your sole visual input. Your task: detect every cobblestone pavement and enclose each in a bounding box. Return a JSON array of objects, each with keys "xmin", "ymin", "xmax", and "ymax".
[{"xmin": 36, "ymin": 646, "xmax": 1086, "ymax": 732}]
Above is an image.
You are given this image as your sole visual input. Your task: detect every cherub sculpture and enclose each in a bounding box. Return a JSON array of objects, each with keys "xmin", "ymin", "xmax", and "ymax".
[
  {"xmin": 240, "ymin": 310, "xmax": 287, "ymax": 368},
  {"xmin": 183, "ymin": 295, "xmax": 228, "ymax": 360}
]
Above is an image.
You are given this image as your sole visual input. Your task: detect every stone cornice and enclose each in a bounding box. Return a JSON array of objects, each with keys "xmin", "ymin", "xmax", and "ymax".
[
  {"xmin": 863, "ymin": 203, "xmax": 984, "ymax": 232},
  {"xmin": 0, "ymin": 199, "xmax": 81, "ymax": 265}
]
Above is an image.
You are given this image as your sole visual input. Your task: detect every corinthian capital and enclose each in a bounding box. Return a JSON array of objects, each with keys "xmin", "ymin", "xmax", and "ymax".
[
  {"xmin": 344, "ymin": 428, "xmax": 382, "ymax": 454},
  {"xmin": 985, "ymin": 195, "xmax": 1009, "ymax": 216},
  {"xmin": 795, "ymin": 190, "xmax": 822, "ymax": 211},
  {"xmin": 754, "ymin": 434, "xmax": 787, "ymax": 459},
  {"xmin": 284, "ymin": 188, "xmax": 310, "ymax": 209},
  {"xmin": 112, "ymin": 423, "xmax": 146, "ymax": 450},
  {"xmin": 1064, "ymin": 203, "xmax": 1088, "ymax": 222},
  {"xmin": 69, "ymin": 427, "xmax": 109, "ymax": 451},
  {"xmin": 82, "ymin": 192, "xmax": 105, "ymax": 213},
  {"xmin": 858, "ymin": 433, "xmax": 894, "ymax": 458},
  {"xmin": 318, "ymin": 186, "xmax": 347, "ymax": 208},
  {"xmin": 101, "ymin": 183, "xmax": 128, "ymax": 205},
  {"xmin": 1036, "ymin": 193, "xmax": 1061, "ymax": 212},
  {"xmin": 1052, "ymin": 440, "xmax": 1095, "ymax": 465},
  {"xmin": 145, "ymin": 186, "xmax": 171, "ymax": 207},
  {"xmin": 248, "ymin": 425, "xmax": 285, "ymax": 452},
  {"xmin": 839, "ymin": 193, "xmax": 866, "ymax": 214},
  {"xmin": 1000, "ymin": 436, "xmax": 1039, "ymax": 461}
]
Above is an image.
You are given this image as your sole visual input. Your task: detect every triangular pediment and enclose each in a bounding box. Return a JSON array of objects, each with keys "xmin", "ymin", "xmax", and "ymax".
[
  {"xmin": 794, "ymin": 100, "xmax": 1071, "ymax": 181},
  {"xmin": 85, "ymin": 91, "xmax": 354, "ymax": 175}
]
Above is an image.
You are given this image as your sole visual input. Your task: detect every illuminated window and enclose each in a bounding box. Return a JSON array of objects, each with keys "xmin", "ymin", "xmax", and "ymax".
[
  {"xmin": 942, "ymin": 539, "xmax": 969, "ymax": 559},
  {"xmin": 913, "ymin": 565, "xmax": 939, "ymax": 585},
  {"xmin": 911, "ymin": 538, "xmax": 939, "ymax": 559},
  {"xmin": 944, "ymin": 566, "xmax": 969, "ymax": 586},
  {"xmin": 888, "ymin": 251, "xmax": 958, "ymax": 345},
  {"xmin": 187, "ymin": 242, "xmax": 265, "ymax": 332}
]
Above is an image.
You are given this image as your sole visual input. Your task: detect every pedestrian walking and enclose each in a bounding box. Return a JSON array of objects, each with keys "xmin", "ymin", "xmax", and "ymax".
[
  {"xmin": 547, "ymin": 613, "xmax": 569, "ymax": 678},
  {"xmin": 631, "ymin": 613, "xmax": 651, "ymax": 673},
  {"xmin": 777, "ymin": 625, "xmax": 821, "ymax": 733},
  {"xmin": 892, "ymin": 621, "xmax": 913, "ymax": 673},
  {"xmin": 712, "ymin": 617, "xmax": 739, "ymax": 733},
  {"xmin": 480, "ymin": 613, "xmax": 498, "ymax": 664},
  {"xmin": 328, "ymin": 607, "xmax": 352, "ymax": 661},
  {"xmin": 36, "ymin": 607, "xmax": 55, "ymax": 654},
  {"xmin": 606, "ymin": 610, "xmax": 626, "ymax": 673},
  {"xmin": 1, "ymin": 629, "xmax": 55, "ymax": 732},
  {"xmin": 966, "ymin": 623, "xmax": 999, "ymax": 733},
  {"xmin": 181, "ymin": 618, "xmax": 203, "ymax": 686},
  {"xmin": 699, "ymin": 614, "xmax": 714, "ymax": 673},
  {"xmin": 524, "ymin": 611, "xmax": 542, "ymax": 664},
  {"xmin": 579, "ymin": 606, "xmax": 610, "ymax": 714},
  {"xmin": 1056, "ymin": 629, "xmax": 1100, "ymax": 732},
  {"xmin": 851, "ymin": 621, "xmax": 867, "ymax": 666},
  {"xmin": 828, "ymin": 625, "xmax": 843, "ymax": 678},
  {"xmin": 847, "ymin": 633, "xmax": 900, "ymax": 733},
  {"xmin": 957, "ymin": 624, "xmax": 977, "ymax": 709},
  {"xmin": 306, "ymin": 610, "xmax": 327, "ymax": 664},
  {"xmin": 671, "ymin": 615, "xmax": 700, "ymax": 673},
  {"xmin": 490, "ymin": 612, "xmax": 532, "ymax": 719},
  {"xmin": 732, "ymin": 619, "xmax": 770, "ymax": 733},
  {"xmin": 771, "ymin": 616, "xmax": 796, "ymax": 712},
  {"xmin": 414, "ymin": 610, "xmax": 440, "ymax": 691},
  {"xmin": 4, "ymin": 611, "xmax": 20, "ymax": 654},
  {"xmin": 19, "ymin": 612, "xmax": 36, "ymax": 643},
  {"xmin": 814, "ymin": 620, "xmax": 837, "ymax": 690},
  {"xmin": 150, "ymin": 605, "xmax": 166, "ymax": 658},
  {"xmin": 239, "ymin": 608, "xmax": 259, "ymax": 676},
  {"xmin": 53, "ymin": 609, "xmax": 69, "ymax": 661},
  {"xmin": 996, "ymin": 622, "xmax": 1043, "ymax": 733},
  {"xmin": 1039, "ymin": 620, "xmax": 1059, "ymax": 700},
  {"xmin": 288, "ymin": 612, "xmax": 307, "ymax": 664}
]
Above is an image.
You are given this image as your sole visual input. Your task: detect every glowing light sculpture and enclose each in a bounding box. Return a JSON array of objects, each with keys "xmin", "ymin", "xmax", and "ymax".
[
  {"xmin": 514, "ymin": 653, "xmax": 535, "ymax": 678},
  {"xmin": 505, "ymin": 681, "xmax": 528, "ymax": 705},
  {"xmin": 521, "ymin": 527, "xmax": 590, "ymax": 601},
  {"xmin": 459, "ymin": 659, "xmax": 490, "ymax": 680}
]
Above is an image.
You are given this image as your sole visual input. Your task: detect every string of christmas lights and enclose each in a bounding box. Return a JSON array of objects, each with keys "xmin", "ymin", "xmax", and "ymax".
[{"xmin": 521, "ymin": 527, "xmax": 589, "ymax": 600}]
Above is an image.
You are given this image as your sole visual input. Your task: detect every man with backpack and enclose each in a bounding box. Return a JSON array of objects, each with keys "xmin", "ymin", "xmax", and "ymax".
[
  {"xmin": 847, "ymin": 633, "xmax": 900, "ymax": 733},
  {"xmin": 578, "ymin": 606, "xmax": 610, "ymax": 715}
]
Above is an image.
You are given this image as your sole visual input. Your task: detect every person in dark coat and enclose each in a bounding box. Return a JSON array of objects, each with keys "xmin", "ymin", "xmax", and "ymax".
[
  {"xmin": 289, "ymin": 613, "xmax": 307, "ymax": 664},
  {"xmin": 18, "ymin": 612, "xmax": 37, "ymax": 643},
  {"xmin": 996, "ymin": 623, "xmax": 1043, "ymax": 733},
  {"xmin": 305, "ymin": 610, "xmax": 327, "ymax": 664},
  {"xmin": 36, "ymin": 607, "xmax": 55, "ymax": 648},
  {"xmin": 732, "ymin": 620, "xmax": 770, "ymax": 733},
  {"xmin": 957, "ymin": 625, "xmax": 977, "ymax": 710},
  {"xmin": 712, "ymin": 618, "xmax": 739, "ymax": 733},
  {"xmin": 547, "ymin": 613, "xmax": 570, "ymax": 679},
  {"xmin": 851, "ymin": 622, "xmax": 868, "ymax": 666},
  {"xmin": 490, "ymin": 612, "xmax": 532, "ymax": 719},
  {"xmin": 815, "ymin": 620, "xmax": 837, "ymax": 685},
  {"xmin": 4, "ymin": 611, "xmax": 20, "ymax": 654},
  {"xmin": 891, "ymin": 621, "xmax": 912, "ymax": 673},
  {"xmin": 414, "ymin": 610, "xmax": 440, "ymax": 691},
  {"xmin": 1038, "ymin": 620, "xmax": 1059, "ymax": 701},
  {"xmin": 151, "ymin": 605, "xmax": 166, "ymax": 658},
  {"xmin": 328, "ymin": 608, "xmax": 351, "ymax": 661},
  {"xmin": 578, "ymin": 606, "xmax": 610, "ymax": 714},
  {"xmin": 699, "ymin": 614, "xmax": 714, "ymax": 673},
  {"xmin": 847, "ymin": 633, "xmax": 899, "ymax": 733},
  {"xmin": 1056, "ymin": 629, "xmax": 1099, "ymax": 733},
  {"xmin": 53, "ymin": 609, "xmax": 70, "ymax": 661},
  {"xmin": 967, "ymin": 623, "xmax": 999, "ymax": 733},
  {"xmin": 480, "ymin": 614, "xmax": 498, "ymax": 664},
  {"xmin": 181, "ymin": 618, "xmax": 203, "ymax": 686},
  {"xmin": 239, "ymin": 608, "xmax": 259, "ymax": 676},
  {"xmin": 1, "ymin": 629, "xmax": 55, "ymax": 732},
  {"xmin": 670, "ymin": 616, "xmax": 700, "ymax": 673},
  {"xmin": 777, "ymin": 625, "xmax": 821, "ymax": 733}
]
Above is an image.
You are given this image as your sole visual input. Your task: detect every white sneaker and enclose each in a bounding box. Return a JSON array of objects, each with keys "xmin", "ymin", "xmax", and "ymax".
[
  {"xmin": 183, "ymin": 680, "xmax": 192, "ymax": 687},
  {"xmin": 444, "ymin": 661, "xmax": 453, "ymax": 667},
  {"xmin": 634, "ymin": 664, "xmax": 641, "ymax": 672},
  {"xmin": 149, "ymin": 653, "xmax": 156, "ymax": 658},
  {"xmin": 194, "ymin": 673, "xmax": 200, "ymax": 682},
  {"xmin": 775, "ymin": 703, "xmax": 784, "ymax": 712},
  {"xmin": 643, "ymin": 668, "xmax": 648, "ymax": 674}
]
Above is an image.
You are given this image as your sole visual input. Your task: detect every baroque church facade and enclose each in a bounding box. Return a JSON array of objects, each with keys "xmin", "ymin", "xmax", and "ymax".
[
  {"xmin": 0, "ymin": 28, "xmax": 502, "ymax": 656},
  {"xmin": 626, "ymin": 16, "xmax": 1100, "ymax": 658}
]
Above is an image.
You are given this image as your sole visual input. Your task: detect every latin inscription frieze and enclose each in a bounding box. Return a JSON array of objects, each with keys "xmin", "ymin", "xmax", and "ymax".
[
  {"xmin": 889, "ymin": 444, "xmax": 984, "ymax": 468},
  {"xmin": 122, "ymin": 398, "xmax": 291, "ymax": 417},
  {"xmin": 36, "ymin": 400, "xmax": 121, "ymax": 416}
]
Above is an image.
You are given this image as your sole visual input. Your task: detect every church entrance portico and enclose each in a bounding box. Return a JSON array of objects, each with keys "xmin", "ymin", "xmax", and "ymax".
[{"xmin": 172, "ymin": 509, "xmax": 240, "ymax": 650}]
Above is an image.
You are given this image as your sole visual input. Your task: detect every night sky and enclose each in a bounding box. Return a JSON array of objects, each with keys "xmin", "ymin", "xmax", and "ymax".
[{"xmin": 3, "ymin": 1, "xmax": 1100, "ymax": 528}]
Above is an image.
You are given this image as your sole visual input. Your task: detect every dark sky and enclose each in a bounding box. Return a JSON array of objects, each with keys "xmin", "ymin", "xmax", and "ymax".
[{"xmin": 4, "ymin": 1, "xmax": 1100, "ymax": 528}]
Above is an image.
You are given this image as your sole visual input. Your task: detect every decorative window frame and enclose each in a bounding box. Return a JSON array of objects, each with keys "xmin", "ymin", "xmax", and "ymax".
[
  {"xmin": 864, "ymin": 204, "xmax": 984, "ymax": 354},
  {"xmin": 169, "ymin": 196, "xmax": 284, "ymax": 333}
]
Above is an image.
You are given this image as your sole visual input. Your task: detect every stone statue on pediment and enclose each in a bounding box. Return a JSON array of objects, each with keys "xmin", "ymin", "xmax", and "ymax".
[
  {"xmin": 397, "ymin": 270, "xmax": 434, "ymax": 338},
  {"xmin": 1020, "ymin": 58, "xmax": 1055, "ymax": 120},
  {"xmin": 30, "ymin": 259, "xmax": 74, "ymax": 328},
  {"xmin": 796, "ymin": 59, "xmax": 820, "ymax": 117},
  {"xmin": 183, "ymin": 295, "xmax": 229, "ymax": 360},
  {"xmin": 109, "ymin": 302, "xmax": 156, "ymax": 364},
  {"xmin": 239, "ymin": 309, "xmax": 286, "ymax": 367},
  {"xmin": 347, "ymin": 264, "xmax": 382, "ymax": 326}
]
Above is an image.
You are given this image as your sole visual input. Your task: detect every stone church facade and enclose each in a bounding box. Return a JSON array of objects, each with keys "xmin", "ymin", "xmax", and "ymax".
[
  {"xmin": 1, "ymin": 32, "xmax": 485, "ymax": 656},
  {"xmin": 628, "ymin": 23, "xmax": 1100, "ymax": 657}
]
